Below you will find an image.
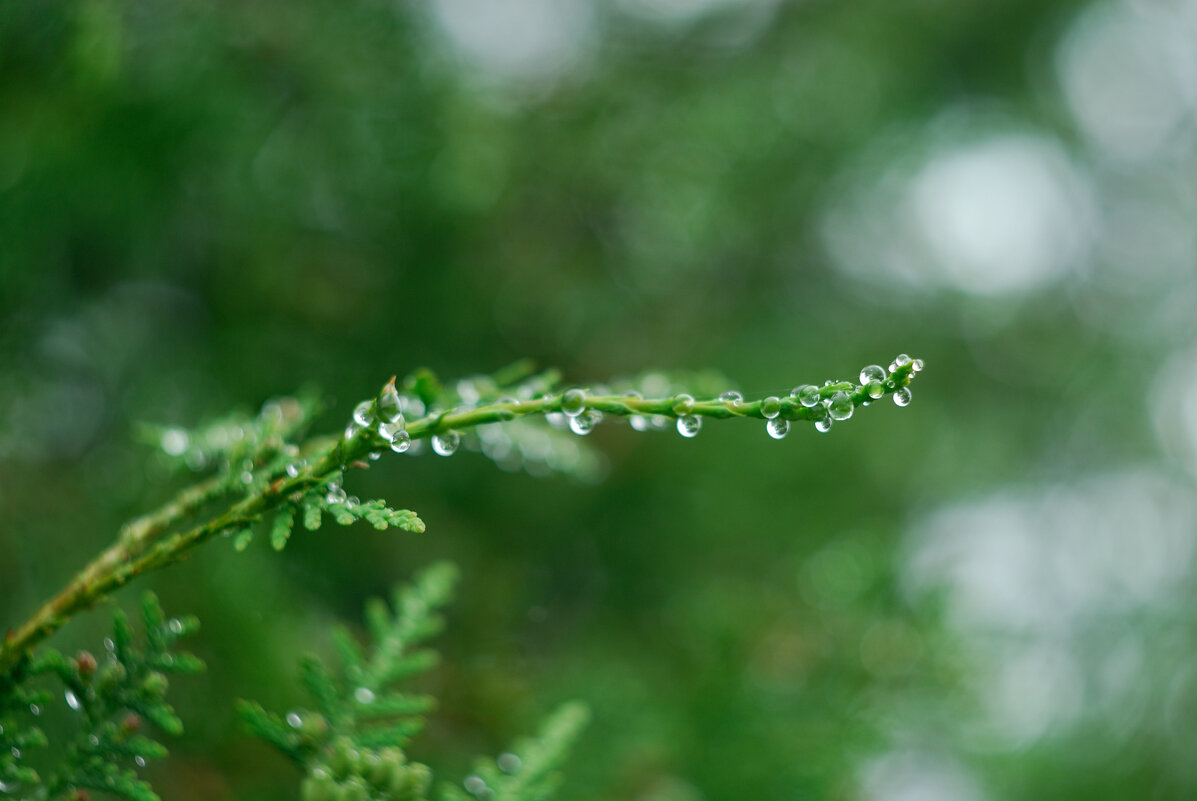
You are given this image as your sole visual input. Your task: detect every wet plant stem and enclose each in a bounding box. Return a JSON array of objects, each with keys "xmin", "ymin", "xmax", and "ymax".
[{"xmin": 0, "ymin": 364, "xmax": 915, "ymax": 677}]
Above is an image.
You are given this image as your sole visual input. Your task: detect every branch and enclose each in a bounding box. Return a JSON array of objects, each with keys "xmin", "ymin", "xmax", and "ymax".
[{"xmin": 0, "ymin": 357, "xmax": 922, "ymax": 677}]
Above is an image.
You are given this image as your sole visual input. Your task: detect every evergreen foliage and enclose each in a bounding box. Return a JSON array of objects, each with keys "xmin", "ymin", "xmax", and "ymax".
[
  {"xmin": 0, "ymin": 594, "xmax": 203, "ymax": 800},
  {"xmin": 1, "ymin": 358, "xmax": 922, "ymax": 799}
]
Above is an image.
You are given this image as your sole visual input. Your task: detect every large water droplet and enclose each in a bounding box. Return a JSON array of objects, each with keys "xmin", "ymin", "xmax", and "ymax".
[
  {"xmin": 767, "ymin": 418, "xmax": 789, "ymax": 440},
  {"xmin": 561, "ymin": 389, "xmax": 586, "ymax": 417},
  {"xmin": 672, "ymin": 394, "xmax": 695, "ymax": 415},
  {"xmin": 718, "ymin": 390, "xmax": 744, "ymax": 406},
  {"xmin": 354, "ymin": 687, "xmax": 375, "ymax": 705},
  {"xmin": 893, "ymin": 387, "xmax": 912, "ymax": 407},
  {"xmin": 859, "ymin": 365, "xmax": 886, "ymax": 385},
  {"xmin": 353, "ymin": 401, "xmax": 375, "ymax": 427},
  {"xmin": 867, "ymin": 381, "xmax": 884, "ymax": 399},
  {"xmin": 389, "ymin": 430, "xmax": 412, "ymax": 453},
  {"xmin": 378, "ymin": 387, "xmax": 403, "ymax": 423},
  {"xmin": 325, "ymin": 484, "xmax": 347, "ymax": 505},
  {"xmin": 677, "ymin": 415, "xmax": 702, "ymax": 438},
  {"xmin": 911, "ymin": 358, "xmax": 925, "ymax": 372},
  {"xmin": 828, "ymin": 391, "xmax": 854, "ymax": 421},
  {"xmin": 795, "ymin": 385, "xmax": 821, "ymax": 408},
  {"xmin": 814, "ymin": 410, "xmax": 833, "ymax": 433},
  {"xmin": 379, "ymin": 421, "xmax": 403, "ymax": 441},
  {"xmin": 64, "ymin": 690, "xmax": 81, "ymax": 711},
  {"xmin": 168, "ymin": 618, "xmax": 184, "ymax": 634},
  {"xmin": 761, "ymin": 396, "xmax": 782, "ymax": 419},
  {"xmin": 286, "ymin": 712, "xmax": 303, "ymax": 728},
  {"xmin": 894, "ymin": 353, "xmax": 911, "ymax": 367},
  {"xmin": 432, "ymin": 431, "xmax": 460, "ymax": 456},
  {"xmin": 569, "ymin": 410, "xmax": 601, "ymax": 436}
]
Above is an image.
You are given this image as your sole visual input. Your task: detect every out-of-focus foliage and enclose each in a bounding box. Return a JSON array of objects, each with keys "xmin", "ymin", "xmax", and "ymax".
[
  {"xmin": 0, "ymin": 594, "xmax": 203, "ymax": 800},
  {"xmin": 3, "ymin": 0, "xmax": 1197, "ymax": 799}
]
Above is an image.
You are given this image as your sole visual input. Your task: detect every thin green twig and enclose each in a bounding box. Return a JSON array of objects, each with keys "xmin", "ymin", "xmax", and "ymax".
[{"xmin": 0, "ymin": 359, "xmax": 920, "ymax": 677}]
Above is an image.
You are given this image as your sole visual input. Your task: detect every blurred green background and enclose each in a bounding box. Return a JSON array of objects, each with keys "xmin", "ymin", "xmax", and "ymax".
[{"xmin": 4, "ymin": 0, "xmax": 1197, "ymax": 798}]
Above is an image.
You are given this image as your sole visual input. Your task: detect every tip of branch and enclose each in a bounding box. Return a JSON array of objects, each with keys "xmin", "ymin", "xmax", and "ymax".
[{"xmin": 384, "ymin": 375, "xmax": 397, "ymax": 392}]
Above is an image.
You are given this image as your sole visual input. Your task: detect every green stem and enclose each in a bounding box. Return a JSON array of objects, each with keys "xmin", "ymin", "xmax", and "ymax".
[{"xmin": 0, "ymin": 362, "xmax": 918, "ymax": 677}]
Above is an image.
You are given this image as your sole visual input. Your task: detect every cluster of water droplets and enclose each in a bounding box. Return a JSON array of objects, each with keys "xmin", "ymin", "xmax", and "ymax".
[
  {"xmin": 757, "ymin": 355, "xmax": 922, "ymax": 439},
  {"xmin": 344, "ymin": 383, "xmax": 426, "ymax": 458}
]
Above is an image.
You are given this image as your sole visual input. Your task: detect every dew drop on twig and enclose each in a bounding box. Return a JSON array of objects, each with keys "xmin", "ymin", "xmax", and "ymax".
[
  {"xmin": 677, "ymin": 415, "xmax": 702, "ymax": 438},
  {"xmin": 432, "ymin": 431, "xmax": 460, "ymax": 456}
]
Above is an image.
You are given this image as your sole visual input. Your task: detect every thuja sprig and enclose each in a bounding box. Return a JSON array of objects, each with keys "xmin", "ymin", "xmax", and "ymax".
[
  {"xmin": 0, "ymin": 355, "xmax": 923, "ymax": 679},
  {"xmin": 238, "ymin": 563, "xmax": 445, "ymax": 801},
  {"xmin": 0, "ymin": 594, "xmax": 203, "ymax": 801},
  {"xmin": 438, "ymin": 702, "xmax": 589, "ymax": 801},
  {"xmin": 238, "ymin": 562, "xmax": 587, "ymax": 801}
]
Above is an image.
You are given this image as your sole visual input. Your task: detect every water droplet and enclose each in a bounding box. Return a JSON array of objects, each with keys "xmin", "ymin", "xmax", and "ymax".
[
  {"xmin": 893, "ymin": 387, "xmax": 912, "ymax": 407},
  {"xmin": 859, "ymin": 365, "xmax": 886, "ymax": 385},
  {"xmin": 718, "ymin": 390, "xmax": 744, "ymax": 407},
  {"xmin": 64, "ymin": 690, "xmax": 81, "ymax": 711},
  {"xmin": 286, "ymin": 712, "xmax": 302, "ymax": 728},
  {"xmin": 11, "ymin": 748, "xmax": 20, "ymax": 759},
  {"xmin": 345, "ymin": 496, "xmax": 359, "ymax": 509},
  {"xmin": 378, "ymin": 387, "xmax": 403, "ymax": 423},
  {"xmin": 161, "ymin": 428, "xmax": 188, "ymax": 456},
  {"xmin": 651, "ymin": 414, "xmax": 669, "ymax": 430},
  {"xmin": 911, "ymin": 358, "xmax": 925, "ymax": 372},
  {"xmin": 569, "ymin": 410, "xmax": 601, "ymax": 436},
  {"xmin": 629, "ymin": 415, "xmax": 650, "ymax": 432},
  {"xmin": 368, "ymin": 451, "xmax": 381, "ymax": 460},
  {"xmin": 767, "ymin": 418, "xmax": 789, "ymax": 440},
  {"xmin": 135, "ymin": 755, "xmax": 146, "ymax": 768},
  {"xmin": 677, "ymin": 415, "xmax": 702, "ymax": 438},
  {"xmin": 389, "ymin": 430, "xmax": 412, "ymax": 453},
  {"xmin": 240, "ymin": 471, "xmax": 253, "ymax": 485},
  {"xmin": 544, "ymin": 411, "xmax": 567, "ymax": 428},
  {"xmin": 795, "ymin": 385, "xmax": 821, "ymax": 407},
  {"xmin": 354, "ymin": 687, "xmax": 375, "ymax": 705},
  {"xmin": 828, "ymin": 391, "xmax": 854, "ymax": 421},
  {"xmin": 29, "ymin": 704, "xmax": 40, "ymax": 716},
  {"xmin": 867, "ymin": 381, "xmax": 884, "ymax": 399},
  {"xmin": 88, "ymin": 734, "xmax": 99, "ymax": 746},
  {"xmin": 378, "ymin": 421, "xmax": 402, "ymax": 441},
  {"xmin": 760, "ymin": 396, "xmax": 782, "ymax": 419},
  {"xmin": 344, "ymin": 422, "xmax": 361, "ymax": 440},
  {"xmin": 432, "ymin": 431, "xmax": 460, "ymax": 456},
  {"xmin": 352, "ymin": 401, "xmax": 375, "ymax": 427},
  {"xmin": 464, "ymin": 776, "xmax": 489, "ymax": 796},
  {"xmin": 104, "ymin": 638, "xmax": 115, "ymax": 652},
  {"xmin": 285, "ymin": 462, "xmax": 300, "ymax": 478},
  {"xmin": 168, "ymin": 618, "xmax": 183, "ymax": 634},
  {"xmin": 672, "ymin": 394, "xmax": 695, "ymax": 415},
  {"xmin": 814, "ymin": 409, "xmax": 833, "ymax": 433},
  {"xmin": 498, "ymin": 753, "xmax": 522, "ymax": 773},
  {"xmin": 325, "ymin": 484, "xmax": 347, "ymax": 505},
  {"xmin": 894, "ymin": 353, "xmax": 911, "ymax": 367},
  {"xmin": 561, "ymin": 388, "xmax": 586, "ymax": 417}
]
